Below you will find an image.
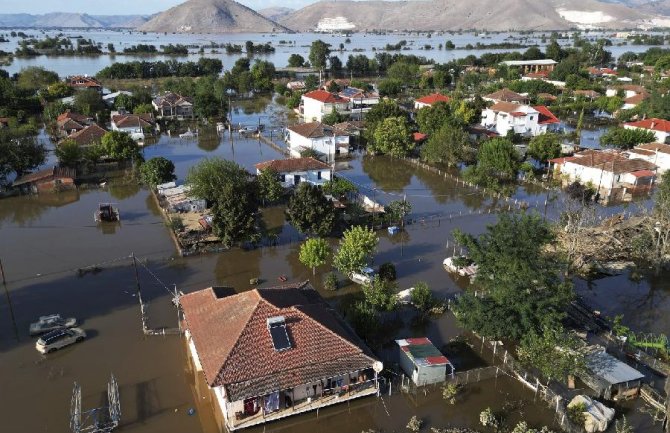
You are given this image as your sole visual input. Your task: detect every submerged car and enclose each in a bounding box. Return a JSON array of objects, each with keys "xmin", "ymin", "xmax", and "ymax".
[
  {"xmin": 348, "ymin": 267, "xmax": 376, "ymax": 285},
  {"xmin": 35, "ymin": 328, "xmax": 86, "ymax": 354},
  {"xmin": 29, "ymin": 314, "xmax": 77, "ymax": 336}
]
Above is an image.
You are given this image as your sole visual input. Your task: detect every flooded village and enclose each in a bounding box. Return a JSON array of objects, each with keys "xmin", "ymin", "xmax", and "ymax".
[{"xmin": 1, "ymin": 18, "xmax": 670, "ymax": 433}]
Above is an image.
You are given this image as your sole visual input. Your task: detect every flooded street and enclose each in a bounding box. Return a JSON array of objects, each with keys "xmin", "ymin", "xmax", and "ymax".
[{"xmin": 1, "ymin": 99, "xmax": 668, "ymax": 433}]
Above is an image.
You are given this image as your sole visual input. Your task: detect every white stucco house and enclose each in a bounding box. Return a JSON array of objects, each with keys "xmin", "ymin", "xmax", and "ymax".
[
  {"xmin": 300, "ymin": 90, "xmax": 350, "ymax": 122},
  {"xmin": 549, "ymin": 149, "xmax": 658, "ymax": 201},
  {"xmin": 624, "ymin": 118, "xmax": 670, "ymax": 144},
  {"xmin": 287, "ymin": 122, "xmax": 350, "ymax": 159},
  {"xmin": 627, "ymin": 142, "xmax": 670, "ymax": 174},
  {"xmin": 255, "ymin": 157, "xmax": 332, "ymax": 187},
  {"xmin": 480, "ymin": 102, "xmax": 559, "ymax": 137},
  {"xmin": 179, "ymin": 283, "xmax": 381, "ymax": 432}
]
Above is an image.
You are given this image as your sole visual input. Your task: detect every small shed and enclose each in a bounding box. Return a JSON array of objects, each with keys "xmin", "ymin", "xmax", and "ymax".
[
  {"xmin": 396, "ymin": 337, "xmax": 454, "ymax": 386},
  {"xmin": 13, "ymin": 166, "xmax": 76, "ymax": 193},
  {"xmin": 582, "ymin": 350, "xmax": 644, "ymax": 400}
]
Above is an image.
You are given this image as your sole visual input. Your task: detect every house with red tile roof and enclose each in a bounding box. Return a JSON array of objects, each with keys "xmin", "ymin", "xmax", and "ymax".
[
  {"xmin": 64, "ymin": 124, "xmax": 107, "ymax": 148},
  {"xmin": 481, "ymin": 102, "xmax": 559, "ymax": 137},
  {"xmin": 255, "ymin": 157, "xmax": 332, "ymax": 187},
  {"xmin": 287, "ymin": 121, "xmax": 350, "ymax": 159},
  {"xmin": 413, "ymin": 92, "xmax": 450, "ymax": 110},
  {"xmin": 66, "ymin": 75, "xmax": 102, "ymax": 93},
  {"xmin": 179, "ymin": 282, "xmax": 381, "ymax": 431},
  {"xmin": 110, "ymin": 111, "xmax": 156, "ymax": 141},
  {"xmin": 396, "ymin": 337, "xmax": 454, "ymax": 386},
  {"xmin": 483, "ymin": 88, "xmax": 529, "ymax": 104},
  {"xmin": 56, "ymin": 111, "xmax": 94, "ymax": 137},
  {"xmin": 549, "ymin": 149, "xmax": 658, "ymax": 201},
  {"xmin": 300, "ymin": 90, "xmax": 349, "ymax": 122},
  {"xmin": 624, "ymin": 118, "xmax": 670, "ymax": 144}
]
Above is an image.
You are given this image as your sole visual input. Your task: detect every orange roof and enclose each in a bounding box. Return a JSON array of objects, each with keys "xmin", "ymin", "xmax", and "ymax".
[
  {"xmin": 624, "ymin": 93, "xmax": 648, "ymax": 105},
  {"xmin": 303, "ymin": 89, "xmax": 348, "ymax": 104},
  {"xmin": 534, "ymin": 105, "xmax": 560, "ymax": 124},
  {"xmin": 636, "ymin": 142, "xmax": 670, "ymax": 155},
  {"xmin": 413, "ymin": 132, "xmax": 428, "ymax": 142},
  {"xmin": 67, "ymin": 124, "xmax": 107, "ymax": 146},
  {"xmin": 255, "ymin": 157, "xmax": 330, "ymax": 173},
  {"xmin": 631, "ymin": 170, "xmax": 655, "ymax": 178},
  {"xmin": 625, "ymin": 118, "xmax": 670, "ymax": 133},
  {"xmin": 484, "ymin": 88, "xmax": 528, "ymax": 103},
  {"xmin": 179, "ymin": 283, "xmax": 377, "ymax": 400},
  {"xmin": 415, "ymin": 92, "xmax": 450, "ymax": 106}
]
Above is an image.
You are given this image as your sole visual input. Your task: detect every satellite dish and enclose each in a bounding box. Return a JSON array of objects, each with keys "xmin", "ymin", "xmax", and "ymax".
[{"xmin": 372, "ymin": 361, "xmax": 384, "ymax": 373}]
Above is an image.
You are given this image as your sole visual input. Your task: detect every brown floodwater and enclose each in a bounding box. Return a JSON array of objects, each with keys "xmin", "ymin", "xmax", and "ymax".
[{"xmin": 1, "ymin": 101, "xmax": 667, "ymax": 433}]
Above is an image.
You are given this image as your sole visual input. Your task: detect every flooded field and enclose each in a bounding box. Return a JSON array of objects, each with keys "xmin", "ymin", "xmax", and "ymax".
[{"xmin": 0, "ymin": 99, "xmax": 667, "ymax": 433}]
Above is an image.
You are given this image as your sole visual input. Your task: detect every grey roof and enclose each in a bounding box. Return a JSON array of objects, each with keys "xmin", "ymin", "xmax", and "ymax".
[
  {"xmin": 586, "ymin": 352, "xmax": 644, "ymax": 385},
  {"xmin": 501, "ymin": 59, "xmax": 558, "ymax": 66}
]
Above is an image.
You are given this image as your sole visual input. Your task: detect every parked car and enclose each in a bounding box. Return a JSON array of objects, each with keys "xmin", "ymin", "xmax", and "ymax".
[
  {"xmin": 35, "ymin": 328, "xmax": 86, "ymax": 354},
  {"xmin": 29, "ymin": 314, "xmax": 77, "ymax": 336},
  {"xmin": 348, "ymin": 267, "xmax": 375, "ymax": 285}
]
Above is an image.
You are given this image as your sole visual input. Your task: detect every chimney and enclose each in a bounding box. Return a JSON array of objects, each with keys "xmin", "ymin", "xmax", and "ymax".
[{"xmin": 651, "ymin": 120, "xmax": 656, "ymax": 129}]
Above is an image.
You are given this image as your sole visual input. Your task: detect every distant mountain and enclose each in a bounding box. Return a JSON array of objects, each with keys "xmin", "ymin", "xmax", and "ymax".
[
  {"xmin": 0, "ymin": 13, "xmax": 149, "ymax": 28},
  {"xmin": 280, "ymin": 0, "xmax": 668, "ymax": 32},
  {"xmin": 258, "ymin": 7, "xmax": 295, "ymax": 22},
  {"xmin": 636, "ymin": 0, "xmax": 670, "ymax": 16},
  {"xmin": 139, "ymin": 0, "xmax": 289, "ymax": 33}
]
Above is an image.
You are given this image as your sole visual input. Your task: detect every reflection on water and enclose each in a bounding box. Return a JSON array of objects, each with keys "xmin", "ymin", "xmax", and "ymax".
[
  {"xmin": 0, "ymin": 189, "xmax": 80, "ymax": 227},
  {"xmin": 362, "ymin": 155, "xmax": 413, "ymax": 192}
]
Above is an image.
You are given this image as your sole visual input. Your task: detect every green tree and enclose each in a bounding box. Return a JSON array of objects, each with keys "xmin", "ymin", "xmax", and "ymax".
[
  {"xmin": 309, "ymin": 40, "xmax": 331, "ymax": 70},
  {"xmin": 250, "ymin": 60, "xmax": 275, "ymax": 92},
  {"xmin": 386, "ymin": 199, "xmax": 412, "ymax": 226},
  {"xmin": 321, "ymin": 107, "xmax": 345, "ymax": 125},
  {"xmin": 287, "ymin": 54, "xmax": 305, "ymax": 68},
  {"xmin": 54, "ymin": 139, "xmax": 82, "ymax": 168},
  {"xmin": 139, "ymin": 157, "xmax": 176, "ymax": 188},
  {"xmin": 528, "ymin": 133, "xmax": 562, "ymax": 164},
  {"xmin": 16, "ymin": 66, "xmax": 59, "ymax": 92},
  {"xmin": 285, "ymin": 183, "xmax": 336, "ymax": 236},
  {"xmin": 600, "ymin": 127, "xmax": 656, "ymax": 149},
  {"xmin": 73, "ymin": 88, "xmax": 106, "ymax": 117},
  {"xmin": 362, "ymin": 277, "xmax": 398, "ymax": 312},
  {"xmin": 333, "ymin": 225, "xmax": 378, "ymax": 275},
  {"xmin": 416, "ymin": 101, "xmax": 452, "ymax": 135},
  {"xmin": 100, "ymin": 131, "xmax": 142, "ymax": 162},
  {"xmin": 323, "ymin": 176, "xmax": 357, "ymax": 198},
  {"xmin": 377, "ymin": 78, "xmax": 403, "ymax": 97},
  {"xmin": 187, "ymin": 158, "xmax": 260, "ymax": 246},
  {"xmin": 371, "ymin": 116, "xmax": 413, "ymax": 157},
  {"xmin": 420, "ymin": 124, "xmax": 470, "ymax": 166},
  {"xmin": 387, "ymin": 62, "xmax": 419, "ymax": 83},
  {"xmin": 45, "ymin": 82, "xmax": 73, "ymax": 99},
  {"xmin": 299, "ymin": 238, "xmax": 331, "ymax": 275},
  {"xmin": 364, "ymin": 99, "xmax": 405, "ymax": 140},
  {"xmin": 464, "ymin": 137, "xmax": 519, "ymax": 190},
  {"xmin": 0, "ymin": 132, "xmax": 46, "ymax": 180},
  {"xmin": 257, "ymin": 168, "xmax": 284, "ymax": 205},
  {"xmin": 133, "ymin": 103, "xmax": 154, "ymax": 114},
  {"xmin": 451, "ymin": 213, "xmax": 573, "ymax": 340},
  {"xmin": 517, "ymin": 326, "xmax": 585, "ymax": 383},
  {"xmin": 411, "ymin": 281, "xmax": 435, "ymax": 320}
]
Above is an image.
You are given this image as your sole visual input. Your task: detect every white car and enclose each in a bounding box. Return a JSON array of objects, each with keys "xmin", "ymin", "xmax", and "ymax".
[
  {"xmin": 29, "ymin": 314, "xmax": 77, "ymax": 336},
  {"xmin": 35, "ymin": 328, "xmax": 87, "ymax": 354},
  {"xmin": 349, "ymin": 267, "xmax": 375, "ymax": 285}
]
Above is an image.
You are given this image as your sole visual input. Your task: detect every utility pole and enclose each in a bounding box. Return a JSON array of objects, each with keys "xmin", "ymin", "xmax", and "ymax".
[
  {"xmin": 131, "ymin": 253, "xmax": 147, "ymax": 333},
  {"xmin": 0, "ymin": 258, "xmax": 19, "ymax": 342}
]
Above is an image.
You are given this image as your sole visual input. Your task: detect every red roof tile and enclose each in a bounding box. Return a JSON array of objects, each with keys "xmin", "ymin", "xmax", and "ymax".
[
  {"xmin": 534, "ymin": 105, "xmax": 560, "ymax": 124},
  {"xmin": 413, "ymin": 132, "xmax": 428, "ymax": 142},
  {"xmin": 415, "ymin": 93, "xmax": 450, "ymax": 106},
  {"xmin": 255, "ymin": 157, "xmax": 330, "ymax": 173},
  {"xmin": 484, "ymin": 88, "xmax": 528, "ymax": 103},
  {"xmin": 426, "ymin": 355, "xmax": 450, "ymax": 365},
  {"xmin": 636, "ymin": 142, "xmax": 670, "ymax": 155},
  {"xmin": 303, "ymin": 89, "xmax": 349, "ymax": 104},
  {"xmin": 67, "ymin": 124, "xmax": 107, "ymax": 147},
  {"xmin": 180, "ymin": 283, "xmax": 377, "ymax": 400},
  {"xmin": 565, "ymin": 150, "xmax": 657, "ymax": 174},
  {"xmin": 625, "ymin": 118, "xmax": 670, "ymax": 133},
  {"xmin": 288, "ymin": 121, "xmax": 347, "ymax": 139},
  {"xmin": 631, "ymin": 170, "xmax": 655, "ymax": 178},
  {"xmin": 13, "ymin": 166, "xmax": 76, "ymax": 186}
]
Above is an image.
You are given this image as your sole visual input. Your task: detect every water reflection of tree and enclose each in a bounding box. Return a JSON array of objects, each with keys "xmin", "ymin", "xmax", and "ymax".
[
  {"xmin": 0, "ymin": 191, "xmax": 79, "ymax": 227},
  {"xmin": 412, "ymin": 166, "xmax": 487, "ymax": 210},
  {"xmin": 108, "ymin": 182, "xmax": 141, "ymax": 200},
  {"xmin": 197, "ymin": 127, "xmax": 220, "ymax": 152},
  {"xmin": 361, "ymin": 155, "xmax": 412, "ymax": 192},
  {"xmin": 238, "ymin": 97, "xmax": 271, "ymax": 115}
]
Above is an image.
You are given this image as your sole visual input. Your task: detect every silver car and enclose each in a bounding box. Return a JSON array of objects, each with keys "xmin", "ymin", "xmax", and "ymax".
[
  {"xmin": 35, "ymin": 328, "xmax": 87, "ymax": 354},
  {"xmin": 29, "ymin": 314, "xmax": 77, "ymax": 336}
]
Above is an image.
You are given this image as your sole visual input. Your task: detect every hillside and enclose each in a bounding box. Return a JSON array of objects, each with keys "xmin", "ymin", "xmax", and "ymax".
[
  {"xmin": 0, "ymin": 13, "xmax": 148, "ymax": 28},
  {"xmin": 139, "ymin": 0, "xmax": 289, "ymax": 33},
  {"xmin": 637, "ymin": 0, "xmax": 670, "ymax": 16},
  {"xmin": 258, "ymin": 7, "xmax": 294, "ymax": 22},
  {"xmin": 279, "ymin": 0, "xmax": 663, "ymax": 31}
]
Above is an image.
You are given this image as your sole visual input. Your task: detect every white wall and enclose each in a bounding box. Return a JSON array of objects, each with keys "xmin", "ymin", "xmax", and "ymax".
[
  {"xmin": 288, "ymin": 130, "xmax": 350, "ymax": 157},
  {"xmin": 628, "ymin": 151, "xmax": 670, "ymax": 174},
  {"xmin": 560, "ymin": 162, "xmax": 616, "ymax": 189}
]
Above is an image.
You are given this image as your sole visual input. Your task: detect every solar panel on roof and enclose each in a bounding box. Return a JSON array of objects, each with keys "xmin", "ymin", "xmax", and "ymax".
[{"xmin": 267, "ymin": 316, "xmax": 291, "ymax": 351}]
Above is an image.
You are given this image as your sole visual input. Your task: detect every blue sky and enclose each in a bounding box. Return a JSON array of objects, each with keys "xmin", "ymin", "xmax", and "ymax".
[{"xmin": 2, "ymin": 0, "xmax": 308, "ymax": 15}]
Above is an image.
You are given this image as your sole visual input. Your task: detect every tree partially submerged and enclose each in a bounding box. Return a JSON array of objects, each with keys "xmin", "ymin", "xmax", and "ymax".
[
  {"xmin": 452, "ymin": 213, "xmax": 573, "ymax": 340},
  {"xmin": 286, "ymin": 183, "xmax": 336, "ymax": 236},
  {"xmin": 333, "ymin": 225, "xmax": 378, "ymax": 275},
  {"xmin": 299, "ymin": 238, "xmax": 331, "ymax": 275},
  {"xmin": 139, "ymin": 157, "xmax": 176, "ymax": 188}
]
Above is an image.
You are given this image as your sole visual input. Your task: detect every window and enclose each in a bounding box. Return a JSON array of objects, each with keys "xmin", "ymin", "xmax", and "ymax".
[
  {"xmin": 317, "ymin": 171, "xmax": 322, "ymax": 180},
  {"xmin": 280, "ymin": 174, "xmax": 286, "ymax": 182}
]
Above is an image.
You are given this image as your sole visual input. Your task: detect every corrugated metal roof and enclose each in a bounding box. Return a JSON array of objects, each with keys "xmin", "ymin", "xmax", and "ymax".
[
  {"xmin": 396, "ymin": 337, "xmax": 450, "ymax": 366},
  {"xmin": 586, "ymin": 352, "xmax": 644, "ymax": 385}
]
